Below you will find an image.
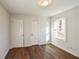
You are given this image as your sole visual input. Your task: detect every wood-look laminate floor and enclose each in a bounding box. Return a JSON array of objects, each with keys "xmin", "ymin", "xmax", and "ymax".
[{"xmin": 5, "ymin": 44, "xmax": 79, "ymax": 59}]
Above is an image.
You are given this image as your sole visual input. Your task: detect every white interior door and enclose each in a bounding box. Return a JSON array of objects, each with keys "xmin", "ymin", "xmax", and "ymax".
[
  {"xmin": 31, "ymin": 20, "xmax": 39, "ymax": 45},
  {"xmin": 32, "ymin": 19, "xmax": 49, "ymax": 45},
  {"xmin": 11, "ymin": 19, "xmax": 23, "ymax": 47},
  {"xmin": 24, "ymin": 19, "xmax": 33, "ymax": 47}
]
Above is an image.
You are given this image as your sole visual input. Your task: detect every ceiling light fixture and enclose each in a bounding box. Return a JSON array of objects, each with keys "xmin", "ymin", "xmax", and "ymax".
[
  {"xmin": 38, "ymin": 0, "xmax": 52, "ymax": 7},
  {"xmin": 41, "ymin": 0, "xmax": 49, "ymax": 6}
]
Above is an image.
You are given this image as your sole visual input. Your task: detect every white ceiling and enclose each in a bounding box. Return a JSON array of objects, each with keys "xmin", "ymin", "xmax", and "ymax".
[{"xmin": 0, "ymin": 0, "xmax": 79, "ymax": 16}]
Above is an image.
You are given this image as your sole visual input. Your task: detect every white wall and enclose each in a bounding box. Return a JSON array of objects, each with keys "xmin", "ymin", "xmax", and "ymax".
[
  {"xmin": 0, "ymin": 4, "xmax": 10, "ymax": 59},
  {"xmin": 51, "ymin": 5, "xmax": 79, "ymax": 57},
  {"xmin": 10, "ymin": 15, "xmax": 50, "ymax": 48}
]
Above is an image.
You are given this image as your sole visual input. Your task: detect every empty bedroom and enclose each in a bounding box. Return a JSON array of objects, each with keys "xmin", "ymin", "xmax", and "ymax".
[{"xmin": 0, "ymin": 0, "xmax": 79, "ymax": 59}]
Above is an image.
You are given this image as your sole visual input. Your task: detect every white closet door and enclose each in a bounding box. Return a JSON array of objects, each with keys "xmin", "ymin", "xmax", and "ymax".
[
  {"xmin": 24, "ymin": 19, "xmax": 33, "ymax": 47},
  {"xmin": 31, "ymin": 19, "xmax": 48, "ymax": 45},
  {"xmin": 11, "ymin": 19, "xmax": 23, "ymax": 47},
  {"xmin": 34, "ymin": 19, "xmax": 49, "ymax": 45},
  {"xmin": 31, "ymin": 20, "xmax": 39, "ymax": 45}
]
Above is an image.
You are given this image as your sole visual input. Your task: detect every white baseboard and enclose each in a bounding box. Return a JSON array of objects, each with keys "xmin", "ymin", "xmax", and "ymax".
[
  {"xmin": 51, "ymin": 42, "xmax": 79, "ymax": 58},
  {"xmin": 3, "ymin": 47, "xmax": 10, "ymax": 59}
]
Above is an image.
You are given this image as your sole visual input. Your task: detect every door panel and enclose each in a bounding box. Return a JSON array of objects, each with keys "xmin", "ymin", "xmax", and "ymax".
[
  {"xmin": 24, "ymin": 19, "xmax": 33, "ymax": 47},
  {"xmin": 11, "ymin": 19, "xmax": 23, "ymax": 47},
  {"xmin": 31, "ymin": 21, "xmax": 39, "ymax": 45}
]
